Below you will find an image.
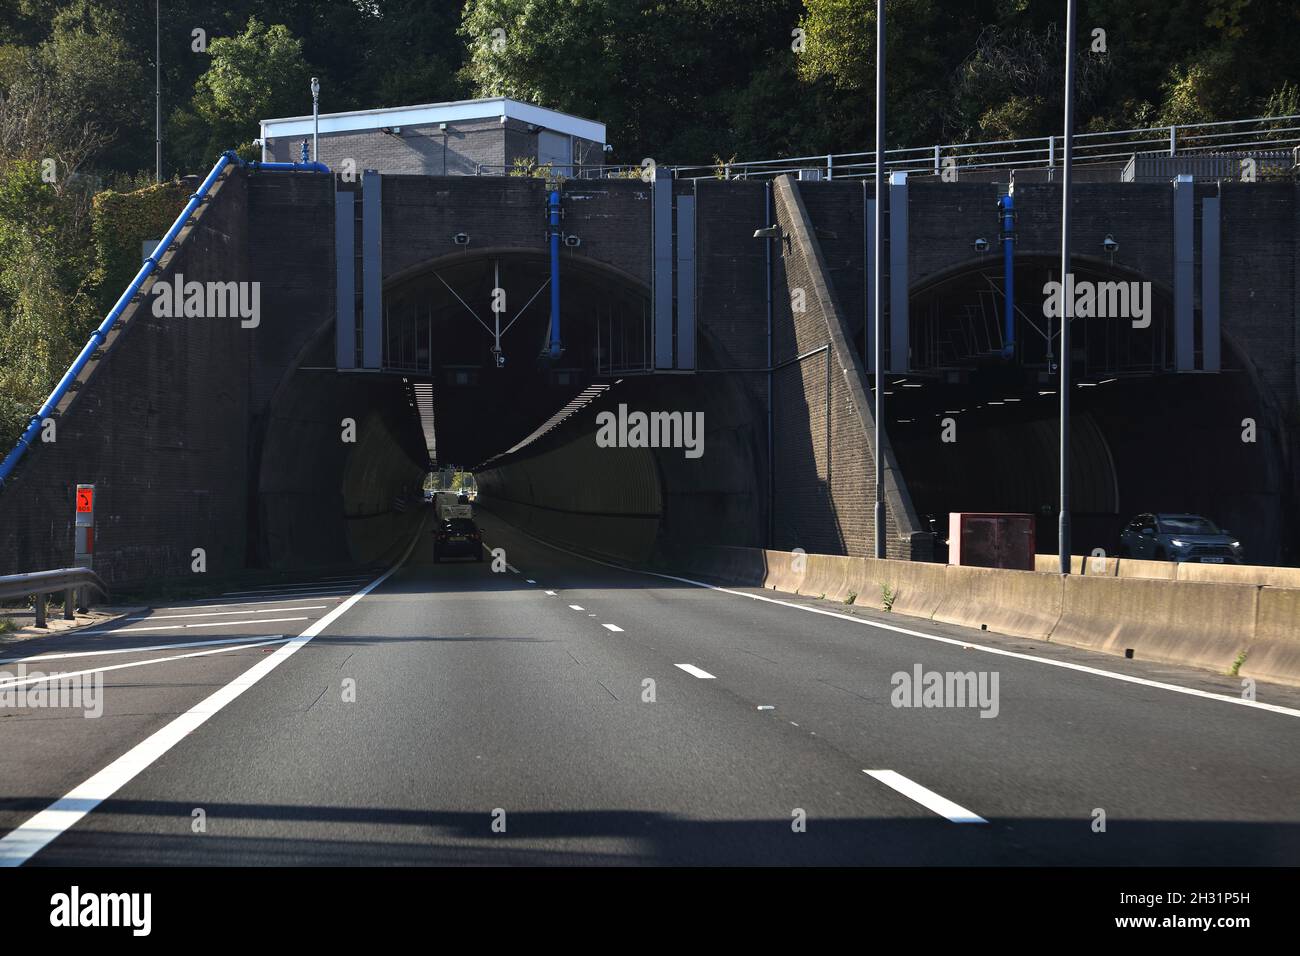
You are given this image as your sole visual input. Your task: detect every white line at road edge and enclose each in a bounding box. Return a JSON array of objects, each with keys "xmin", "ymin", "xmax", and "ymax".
[
  {"xmin": 863, "ymin": 770, "xmax": 987, "ymax": 824},
  {"xmin": 675, "ymin": 663, "xmax": 716, "ymax": 679},
  {"xmin": 492, "ymin": 522, "xmax": 1300, "ymax": 719},
  {"xmin": 0, "ymin": 521, "xmax": 424, "ymax": 867}
]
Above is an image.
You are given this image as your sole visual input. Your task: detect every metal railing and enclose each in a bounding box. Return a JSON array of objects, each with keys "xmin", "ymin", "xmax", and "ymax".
[
  {"xmin": 674, "ymin": 113, "xmax": 1300, "ymax": 181},
  {"xmin": 0, "ymin": 150, "xmax": 329, "ymax": 490},
  {"xmin": 0, "ymin": 567, "xmax": 108, "ymax": 628},
  {"xmin": 474, "ymin": 114, "xmax": 1300, "ymax": 182}
]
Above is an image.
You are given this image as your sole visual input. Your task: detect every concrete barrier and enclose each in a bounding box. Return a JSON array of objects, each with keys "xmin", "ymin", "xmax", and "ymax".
[
  {"xmin": 799, "ymin": 554, "xmax": 862, "ymax": 602},
  {"xmin": 932, "ymin": 565, "xmax": 1064, "ymax": 640},
  {"xmin": 1116, "ymin": 557, "xmax": 1177, "ymax": 580},
  {"xmin": 668, "ymin": 545, "xmax": 1299, "ymax": 687},
  {"xmin": 1051, "ymin": 575, "xmax": 1256, "ymax": 674},
  {"xmin": 1036, "ymin": 553, "xmax": 1120, "ymax": 575},
  {"xmin": 862, "ymin": 557, "xmax": 948, "ymax": 618},
  {"xmin": 1242, "ymin": 587, "xmax": 1300, "ymax": 685},
  {"xmin": 1177, "ymin": 562, "xmax": 1300, "ymax": 589}
]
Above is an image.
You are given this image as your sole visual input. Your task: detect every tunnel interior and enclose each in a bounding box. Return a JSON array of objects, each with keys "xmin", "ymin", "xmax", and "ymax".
[
  {"xmin": 880, "ymin": 255, "xmax": 1288, "ymax": 562},
  {"xmin": 256, "ymin": 248, "xmax": 761, "ymax": 568}
]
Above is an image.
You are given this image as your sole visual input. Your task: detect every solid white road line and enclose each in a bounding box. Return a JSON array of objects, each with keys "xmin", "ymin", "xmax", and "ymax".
[
  {"xmin": 0, "ymin": 523, "xmax": 423, "ymax": 867},
  {"xmin": 0, "ymin": 635, "xmax": 291, "ymax": 665},
  {"xmin": 128, "ymin": 605, "xmax": 326, "ymax": 621},
  {"xmin": 0, "ymin": 638, "xmax": 291, "ymax": 690},
  {"xmin": 863, "ymin": 770, "xmax": 988, "ymax": 824},
  {"xmin": 675, "ymin": 663, "xmax": 716, "ymax": 679},
  {"xmin": 76, "ymin": 616, "xmax": 309, "ymax": 635},
  {"xmin": 496, "ymin": 525, "xmax": 1300, "ymax": 720},
  {"xmin": 569, "ymin": 604, "xmax": 585, "ymax": 611},
  {"xmin": 155, "ymin": 596, "xmax": 344, "ymax": 611},
  {"xmin": 602, "ymin": 623, "xmax": 624, "ymax": 632}
]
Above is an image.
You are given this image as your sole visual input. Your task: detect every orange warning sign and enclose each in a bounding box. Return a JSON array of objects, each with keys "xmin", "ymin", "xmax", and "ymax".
[{"xmin": 76, "ymin": 487, "xmax": 94, "ymax": 513}]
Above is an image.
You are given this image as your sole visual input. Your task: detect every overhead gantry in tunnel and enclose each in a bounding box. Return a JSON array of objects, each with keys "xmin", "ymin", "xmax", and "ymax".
[{"xmin": 876, "ymin": 253, "xmax": 1289, "ymax": 563}]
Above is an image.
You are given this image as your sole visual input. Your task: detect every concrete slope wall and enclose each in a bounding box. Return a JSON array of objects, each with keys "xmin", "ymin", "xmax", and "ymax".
[
  {"xmin": 770, "ymin": 176, "xmax": 929, "ymax": 560},
  {"xmin": 0, "ymin": 170, "xmax": 252, "ymax": 585}
]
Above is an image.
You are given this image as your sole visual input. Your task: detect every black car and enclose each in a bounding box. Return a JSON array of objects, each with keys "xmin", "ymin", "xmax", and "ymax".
[{"xmin": 433, "ymin": 518, "xmax": 483, "ymax": 562}]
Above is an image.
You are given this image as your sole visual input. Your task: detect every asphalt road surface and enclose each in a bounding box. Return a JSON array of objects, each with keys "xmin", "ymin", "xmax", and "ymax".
[{"xmin": 2, "ymin": 509, "xmax": 1297, "ymax": 866}]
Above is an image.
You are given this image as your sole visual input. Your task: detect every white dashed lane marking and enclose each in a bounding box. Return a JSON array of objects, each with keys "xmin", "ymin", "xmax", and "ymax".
[
  {"xmin": 863, "ymin": 770, "xmax": 987, "ymax": 824},
  {"xmin": 602, "ymin": 623, "xmax": 624, "ymax": 632},
  {"xmin": 675, "ymin": 664, "xmax": 716, "ymax": 680}
]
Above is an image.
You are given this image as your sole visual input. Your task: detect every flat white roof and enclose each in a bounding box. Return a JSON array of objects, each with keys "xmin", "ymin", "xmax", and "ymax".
[{"xmin": 261, "ymin": 96, "xmax": 605, "ymax": 144}]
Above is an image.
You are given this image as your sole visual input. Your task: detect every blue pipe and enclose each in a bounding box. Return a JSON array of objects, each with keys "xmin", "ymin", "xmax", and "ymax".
[
  {"xmin": 998, "ymin": 191, "xmax": 1015, "ymax": 358},
  {"xmin": 0, "ymin": 150, "xmax": 329, "ymax": 488},
  {"xmin": 547, "ymin": 188, "xmax": 563, "ymax": 359}
]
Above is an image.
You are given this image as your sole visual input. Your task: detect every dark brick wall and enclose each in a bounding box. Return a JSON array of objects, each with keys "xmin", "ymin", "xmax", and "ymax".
[{"xmin": 0, "ymin": 171, "xmax": 253, "ymax": 584}]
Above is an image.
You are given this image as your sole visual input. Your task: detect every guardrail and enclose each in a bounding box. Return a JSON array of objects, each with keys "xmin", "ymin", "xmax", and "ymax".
[
  {"xmin": 0, "ymin": 567, "xmax": 108, "ymax": 629},
  {"xmin": 475, "ymin": 113, "xmax": 1300, "ymax": 182},
  {"xmin": 0, "ymin": 150, "xmax": 329, "ymax": 491}
]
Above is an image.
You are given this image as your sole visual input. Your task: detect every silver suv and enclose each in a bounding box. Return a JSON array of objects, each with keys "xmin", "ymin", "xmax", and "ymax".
[{"xmin": 1119, "ymin": 513, "xmax": 1243, "ymax": 564}]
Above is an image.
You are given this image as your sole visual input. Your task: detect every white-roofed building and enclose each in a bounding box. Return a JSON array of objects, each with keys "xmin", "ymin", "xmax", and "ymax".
[{"xmin": 259, "ymin": 96, "xmax": 607, "ymax": 176}]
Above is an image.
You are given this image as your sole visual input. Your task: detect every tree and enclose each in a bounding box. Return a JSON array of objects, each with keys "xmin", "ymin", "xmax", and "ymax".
[{"xmin": 184, "ymin": 18, "xmax": 314, "ymax": 160}]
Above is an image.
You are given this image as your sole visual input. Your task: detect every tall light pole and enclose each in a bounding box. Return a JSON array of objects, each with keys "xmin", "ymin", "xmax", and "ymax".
[
  {"xmin": 1058, "ymin": 0, "xmax": 1077, "ymax": 574},
  {"xmin": 311, "ymin": 77, "xmax": 321, "ymax": 161},
  {"xmin": 155, "ymin": 0, "xmax": 161, "ymax": 182},
  {"xmin": 873, "ymin": 0, "xmax": 886, "ymax": 559}
]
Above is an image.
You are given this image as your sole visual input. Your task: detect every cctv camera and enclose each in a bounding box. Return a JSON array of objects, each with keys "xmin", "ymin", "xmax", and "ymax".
[
  {"xmin": 973, "ymin": 237, "xmax": 989, "ymax": 253},
  {"xmin": 1102, "ymin": 234, "xmax": 1119, "ymax": 253}
]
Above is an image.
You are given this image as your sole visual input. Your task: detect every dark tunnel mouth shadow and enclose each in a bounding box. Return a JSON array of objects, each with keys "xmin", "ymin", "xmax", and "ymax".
[{"xmin": 7, "ymin": 799, "xmax": 1298, "ymax": 867}]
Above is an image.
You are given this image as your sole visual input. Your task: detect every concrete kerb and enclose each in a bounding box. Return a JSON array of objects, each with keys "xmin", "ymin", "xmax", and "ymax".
[{"xmin": 1051, "ymin": 574, "xmax": 1257, "ymax": 675}]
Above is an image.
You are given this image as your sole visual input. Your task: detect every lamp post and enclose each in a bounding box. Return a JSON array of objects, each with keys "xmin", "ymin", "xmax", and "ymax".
[
  {"xmin": 311, "ymin": 76, "xmax": 321, "ymax": 162},
  {"xmin": 873, "ymin": 0, "xmax": 886, "ymax": 559},
  {"xmin": 155, "ymin": 0, "xmax": 161, "ymax": 182},
  {"xmin": 1058, "ymin": 0, "xmax": 1077, "ymax": 574}
]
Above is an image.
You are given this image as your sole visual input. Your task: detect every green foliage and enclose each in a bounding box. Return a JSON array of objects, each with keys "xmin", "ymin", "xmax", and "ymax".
[
  {"xmin": 186, "ymin": 18, "xmax": 311, "ymax": 160},
  {"xmin": 0, "ymin": 160, "xmax": 98, "ymax": 446},
  {"xmin": 91, "ymin": 181, "xmax": 188, "ymax": 313}
]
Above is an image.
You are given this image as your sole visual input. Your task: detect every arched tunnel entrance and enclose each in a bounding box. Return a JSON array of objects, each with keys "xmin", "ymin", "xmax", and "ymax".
[
  {"xmin": 886, "ymin": 254, "xmax": 1289, "ymax": 563},
  {"xmin": 253, "ymin": 248, "xmax": 769, "ymax": 568}
]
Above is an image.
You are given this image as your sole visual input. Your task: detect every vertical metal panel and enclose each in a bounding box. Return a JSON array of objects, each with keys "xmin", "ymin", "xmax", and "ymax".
[
  {"xmin": 865, "ymin": 192, "xmax": 876, "ymax": 372},
  {"xmin": 1201, "ymin": 195, "xmax": 1221, "ymax": 372},
  {"xmin": 888, "ymin": 172, "xmax": 909, "ymax": 372},
  {"xmin": 334, "ymin": 190, "xmax": 356, "ymax": 370},
  {"xmin": 1173, "ymin": 174, "xmax": 1195, "ymax": 371},
  {"xmin": 362, "ymin": 170, "xmax": 383, "ymax": 370},
  {"xmin": 675, "ymin": 193, "xmax": 696, "ymax": 369},
  {"xmin": 652, "ymin": 167, "xmax": 674, "ymax": 369}
]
